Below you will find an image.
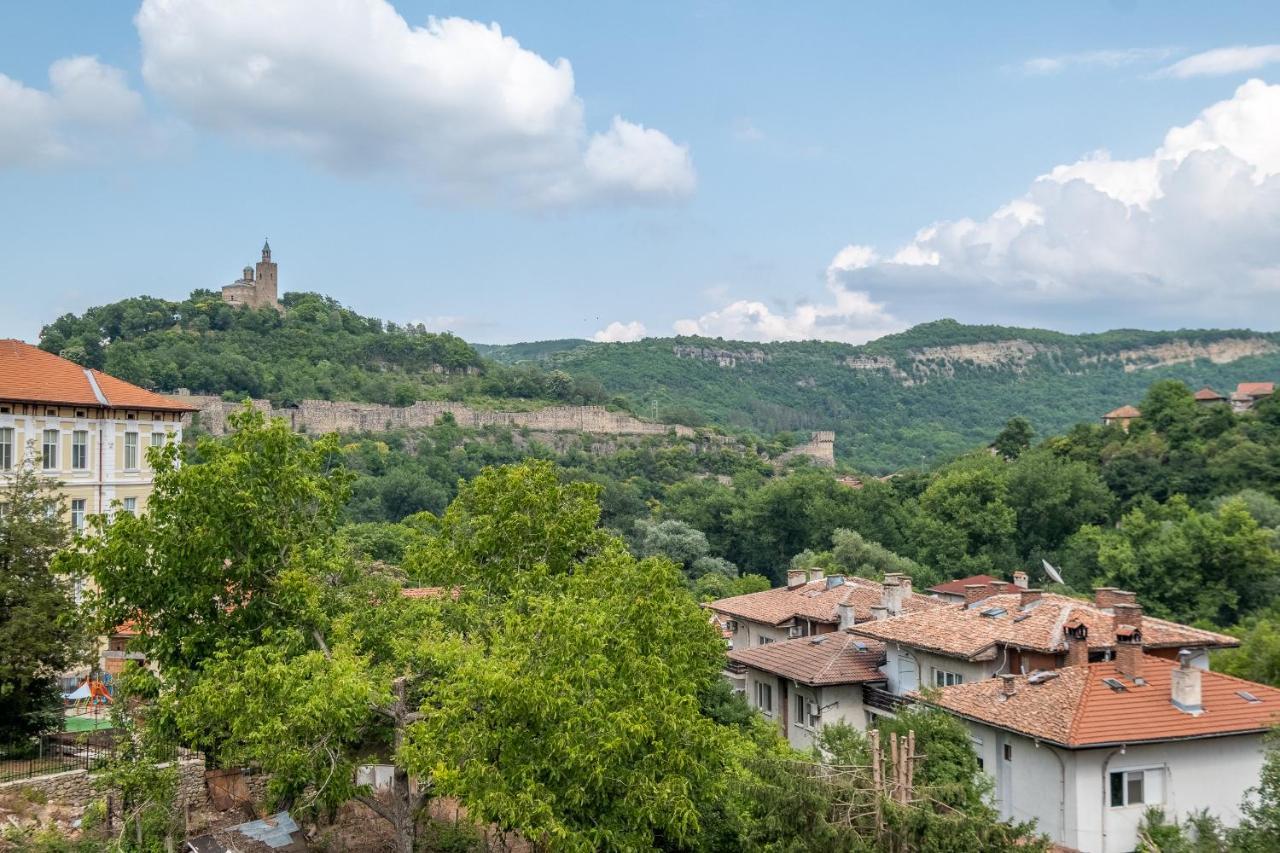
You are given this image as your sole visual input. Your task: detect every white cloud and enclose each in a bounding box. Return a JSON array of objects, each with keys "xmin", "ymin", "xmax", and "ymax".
[
  {"xmin": 592, "ymin": 320, "xmax": 648, "ymax": 342},
  {"xmin": 822, "ymin": 78, "xmax": 1280, "ymax": 330},
  {"xmin": 1018, "ymin": 47, "xmax": 1176, "ymax": 75},
  {"xmin": 134, "ymin": 0, "xmax": 694, "ymax": 207},
  {"xmin": 673, "ymin": 279, "xmax": 905, "ymax": 344},
  {"xmin": 1156, "ymin": 45, "xmax": 1280, "ymax": 79},
  {"xmin": 0, "ymin": 56, "xmax": 144, "ymax": 168}
]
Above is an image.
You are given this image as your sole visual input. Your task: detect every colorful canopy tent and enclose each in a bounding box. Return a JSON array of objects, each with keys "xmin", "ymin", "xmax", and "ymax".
[{"xmin": 63, "ymin": 679, "xmax": 113, "ymax": 708}]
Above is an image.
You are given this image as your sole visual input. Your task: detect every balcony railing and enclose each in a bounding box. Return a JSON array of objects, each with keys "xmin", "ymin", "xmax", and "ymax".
[{"xmin": 863, "ymin": 683, "xmax": 910, "ymax": 714}]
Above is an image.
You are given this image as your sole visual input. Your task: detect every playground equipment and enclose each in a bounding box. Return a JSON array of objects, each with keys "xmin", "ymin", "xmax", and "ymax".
[{"xmin": 64, "ymin": 677, "xmax": 113, "ymax": 712}]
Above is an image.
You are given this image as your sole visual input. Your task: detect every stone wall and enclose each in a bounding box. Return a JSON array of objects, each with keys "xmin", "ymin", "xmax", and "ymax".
[
  {"xmin": 777, "ymin": 431, "xmax": 836, "ymax": 468},
  {"xmin": 169, "ymin": 394, "xmax": 696, "ymax": 439},
  {"xmin": 0, "ymin": 757, "xmax": 208, "ymax": 813}
]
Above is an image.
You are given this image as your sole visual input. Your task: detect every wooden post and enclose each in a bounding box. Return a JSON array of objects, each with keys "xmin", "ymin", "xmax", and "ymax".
[
  {"xmin": 905, "ymin": 730, "xmax": 916, "ymax": 804},
  {"xmin": 869, "ymin": 728, "xmax": 883, "ymax": 833},
  {"xmin": 106, "ymin": 794, "xmax": 113, "ymax": 831}
]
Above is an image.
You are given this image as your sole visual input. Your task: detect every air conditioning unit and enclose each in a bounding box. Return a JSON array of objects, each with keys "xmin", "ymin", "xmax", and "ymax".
[
  {"xmin": 806, "ymin": 701, "xmax": 820, "ymax": 718},
  {"xmin": 787, "ymin": 626, "xmax": 802, "ymax": 639}
]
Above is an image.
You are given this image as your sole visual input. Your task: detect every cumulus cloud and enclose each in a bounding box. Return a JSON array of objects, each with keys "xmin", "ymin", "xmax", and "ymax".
[
  {"xmin": 134, "ymin": 0, "xmax": 694, "ymax": 206},
  {"xmin": 1156, "ymin": 45, "xmax": 1280, "ymax": 79},
  {"xmin": 592, "ymin": 320, "xmax": 648, "ymax": 342},
  {"xmin": 0, "ymin": 56, "xmax": 145, "ymax": 168},
  {"xmin": 1018, "ymin": 47, "xmax": 1176, "ymax": 75},
  {"xmin": 818, "ymin": 78, "xmax": 1280, "ymax": 331}
]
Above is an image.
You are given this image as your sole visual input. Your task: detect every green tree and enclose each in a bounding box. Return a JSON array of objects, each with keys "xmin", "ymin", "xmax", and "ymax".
[
  {"xmin": 911, "ymin": 459, "xmax": 1018, "ymax": 576},
  {"xmin": 0, "ymin": 455, "xmax": 88, "ymax": 742},
  {"xmin": 992, "ymin": 416, "xmax": 1034, "ymax": 459},
  {"xmin": 1231, "ymin": 733, "xmax": 1280, "ymax": 850},
  {"xmin": 1005, "ymin": 448, "xmax": 1114, "ymax": 560}
]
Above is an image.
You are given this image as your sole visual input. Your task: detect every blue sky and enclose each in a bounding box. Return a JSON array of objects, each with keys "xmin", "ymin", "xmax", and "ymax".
[{"xmin": 2, "ymin": 2, "xmax": 1278, "ymax": 344}]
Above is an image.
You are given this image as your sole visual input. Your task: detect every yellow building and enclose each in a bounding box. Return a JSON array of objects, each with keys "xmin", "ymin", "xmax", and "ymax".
[{"xmin": 0, "ymin": 339, "xmax": 195, "ymax": 529}]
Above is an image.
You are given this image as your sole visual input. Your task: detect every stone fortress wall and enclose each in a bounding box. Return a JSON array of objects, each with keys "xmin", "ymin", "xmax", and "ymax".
[{"xmin": 165, "ymin": 393, "xmax": 837, "ymax": 467}]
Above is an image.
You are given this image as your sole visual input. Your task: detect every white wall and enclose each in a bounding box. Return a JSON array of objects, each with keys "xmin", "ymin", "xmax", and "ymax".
[
  {"xmin": 785, "ymin": 683, "xmax": 868, "ymax": 750},
  {"xmin": 728, "ymin": 618, "xmax": 789, "ymax": 649},
  {"xmin": 883, "ymin": 644, "xmax": 994, "ymax": 694}
]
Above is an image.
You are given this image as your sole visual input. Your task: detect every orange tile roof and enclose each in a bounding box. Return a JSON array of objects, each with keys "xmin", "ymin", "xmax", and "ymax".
[
  {"xmin": 0, "ymin": 340, "xmax": 195, "ymax": 412},
  {"xmin": 401, "ymin": 587, "xmax": 446, "ymax": 599},
  {"xmin": 707, "ymin": 575, "xmax": 943, "ymax": 627},
  {"xmin": 728, "ymin": 633, "xmax": 887, "ymax": 686},
  {"xmin": 1103, "ymin": 405, "xmax": 1141, "ymax": 419},
  {"xmin": 923, "ymin": 657, "xmax": 1280, "ymax": 747},
  {"xmin": 1237, "ymin": 382, "xmax": 1274, "ymax": 398},
  {"xmin": 1193, "ymin": 386, "xmax": 1225, "ymax": 401},
  {"xmin": 849, "ymin": 591, "xmax": 1237, "ymax": 661},
  {"xmin": 928, "ymin": 574, "xmax": 1002, "ymax": 596}
]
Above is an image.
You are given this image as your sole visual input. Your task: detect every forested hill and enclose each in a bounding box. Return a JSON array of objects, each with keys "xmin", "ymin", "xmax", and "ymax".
[{"xmin": 483, "ymin": 320, "xmax": 1280, "ymax": 471}]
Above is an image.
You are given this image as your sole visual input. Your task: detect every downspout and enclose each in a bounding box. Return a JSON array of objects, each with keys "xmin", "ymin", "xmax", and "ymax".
[
  {"xmin": 1037, "ymin": 740, "xmax": 1068, "ymax": 844},
  {"xmin": 1100, "ymin": 746, "xmax": 1125, "ymax": 852}
]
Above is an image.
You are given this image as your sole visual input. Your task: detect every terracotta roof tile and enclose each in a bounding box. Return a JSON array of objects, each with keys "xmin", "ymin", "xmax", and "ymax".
[
  {"xmin": 708, "ymin": 575, "xmax": 943, "ymax": 627},
  {"xmin": 928, "ymin": 574, "xmax": 1002, "ymax": 596},
  {"xmin": 0, "ymin": 340, "xmax": 195, "ymax": 412},
  {"xmin": 924, "ymin": 657, "xmax": 1280, "ymax": 747},
  {"xmin": 1103, "ymin": 405, "xmax": 1142, "ymax": 419},
  {"xmin": 849, "ymin": 592, "xmax": 1236, "ymax": 660},
  {"xmin": 728, "ymin": 633, "xmax": 887, "ymax": 686},
  {"xmin": 1237, "ymin": 382, "xmax": 1274, "ymax": 398},
  {"xmin": 1193, "ymin": 387, "xmax": 1225, "ymax": 401}
]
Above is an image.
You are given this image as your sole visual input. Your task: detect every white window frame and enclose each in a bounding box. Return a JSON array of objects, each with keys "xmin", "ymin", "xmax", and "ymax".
[
  {"xmin": 933, "ymin": 667, "xmax": 964, "ymax": 687},
  {"xmin": 122, "ymin": 497, "xmax": 137, "ymax": 516},
  {"xmin": 42, "ymin": 429, "xmax": 59, "ymax": 470},
  {"xmin": 70, "ymin": 499, "xmax": 86, "ymax": 533},
  {"xmin": 150, "ymin": 431, "xmax": 166, "ymax": 448},
  {"xmin": 72, "ymin": 430, "xmax": 88, "ymax": 470},
  {"xmin": 124, "ymin": 431, "xmax": 139, "ymax": 470},
  {"xmin": 0, "ymin": 427, "xmax": 12, "ymax": 470},
  {"xmin": 755, "ymin": 681, "xmax": 774, "ymax": 715},
  {"xmin": 1109, "ymin": 767, "xmax": 1165, "ymax": 808}
]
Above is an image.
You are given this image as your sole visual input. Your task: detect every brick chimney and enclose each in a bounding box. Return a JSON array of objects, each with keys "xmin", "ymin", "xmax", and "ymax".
[
  {"xmin": 1113, "ymin": 603, "xmax": 1143, "ymax": 638},
  {"xmin": 999, "ymin": 673, "xmax": 1017, "ymax": 699},
  {"xmin": 1171, "ymin": 649, "xmax": 1204, "ymax": 715},
  {"xmin": 787, "ymin": 569, "xmax": 807, "ymax": 589},
  {"xmin": 1012, "ymin": 570, "xmax": 1029, "ymax": 589},
  {"xmin": 1020, "ymin": 588, "xmax": 1042, "ymax": 608},
  {"xmin": 1094, "ymin": 588, "xmax": 1137, "ymax": 611},
  {"xmin": 964, "ymin": 584, "xmax": 990, "ymax": 607},
  {"xmin": 808, "ymin": 568, "xmax": 825, "ymax": 583},
  {"xmin": 837, "ymin": 601, "xmax": 855, "ymax": 630},
  {"xmin": 1114, "ymin": 635, "xmax": 1144, "ymax": 682},
  {"xmin": 881, "ymin": 576, "xmax": 903, "ymax": 615},
  {"xmin": 1064, "ymin": 621, "xmax": 1089, "ymax": 667}
]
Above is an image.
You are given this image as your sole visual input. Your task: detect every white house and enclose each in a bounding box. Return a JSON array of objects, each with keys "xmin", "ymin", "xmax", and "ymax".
[
  {"xmin": 727, "ymin": 632, "xmax": 889, "ymax": 749},
  {"xmin": 924, "ymin": 642, "xmax": 1280, "ymax": 853}
]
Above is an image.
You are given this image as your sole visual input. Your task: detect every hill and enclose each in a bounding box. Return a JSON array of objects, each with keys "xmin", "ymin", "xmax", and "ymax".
[{"xmin": 485, "ymin": 319, "xmax": 1280, "ymax": 471}]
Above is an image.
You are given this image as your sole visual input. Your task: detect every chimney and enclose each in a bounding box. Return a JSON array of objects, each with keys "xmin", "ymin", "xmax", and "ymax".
[
  {"xmin": 964, "ymin": 584, "xmax": 989, "ymax": 607},
  {"xmin": 808, "ymin": 568, "xmax": 825, "ymax": 583},
  {"xmin": 999, "ymin": 674, "xmax": 1017, "ymax": 699},
  {"xmin": 1114, "ymin": 635, "xmax": 1144, "ymax": 682},
  {"xmin": 1020, "ymin": 588, "xmax": 1042, "ymax": 608},
  {"xmin": 1171, "ymin": 649, "xmax": 1204, "ymax": 715},
  {"xmin": 870, "ymin": 605, "xmax": 889, "ymax": 621},
  {"xmin": 1113, "ymin": 603, "xmax": 1143, "ymax": 639},
  {"xmin": 881, "ymin": 577, "xmax": 903, "ymax": 615},
  {"xmin": 1064, "ymin": 622, "xmax": 1089, "ymax": 667},
  {"xmin": 1012, "ymin": 570, "xmax": 1029, "ymax": 589},
  {"xmin": 1094, "ymin": 588, "xmax": 1137, "ymax": 611},
  {"xmin": 837, "ymin": 601, "xmax": 855, "ymax": 630},
  {"xmin": 787, "ymin": 569, "xmax": 807, "ymax": 589}
]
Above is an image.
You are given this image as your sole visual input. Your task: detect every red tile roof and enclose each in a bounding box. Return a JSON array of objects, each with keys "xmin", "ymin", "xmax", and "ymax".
[
  {"xmin": 849, "ymin": 591, "xmax": 1237, "ymax": 661},
  {"xmin": 707, "ymin": 575, "xmax": 943, "ymax": 627},
  {"xmin": 728, "ymin": 633, "xmax": 887, "ymax": 686},
  {"xmin": 1237, "ymin": 382, "xmax": 1274, "ymax": 398},
  {"xmin": 1103, "ymin": 405, "xmax": 1142, "ymax": 419},
  {"xmin": 924, "ymin": 657, "xmax": 1280, "ymax": 748},
  {"xmin": 0, "ymin": 340, "xmax": 195, "ymax": 412},
  {"xmin": 1193, "ymin": 386, "xmax": 1225, "ymax": 401},
  {"xmin": 928, "ymin": 574, "xmax": 1002, "ymax": 596}
]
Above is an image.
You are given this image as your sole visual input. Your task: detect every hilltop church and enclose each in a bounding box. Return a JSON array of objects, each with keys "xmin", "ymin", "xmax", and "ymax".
[{"xmin": 221, "ymin": 239, "xmax": 283, "ymax": 311}]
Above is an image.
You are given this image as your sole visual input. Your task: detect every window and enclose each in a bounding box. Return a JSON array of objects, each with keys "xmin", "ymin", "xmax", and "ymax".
[
  {"xmin": 0, "ymin": 427, "xmax": 12, "ymax": 470},
  {"xmin": 124, "ymin": 432, "xmax": 139, "ymax": 470},
  {"xmin": 70, "ymin": 499, "xmax": 85, "ymax": 533},
  {"xmin": 757, "ymin": 636, "xmax": 775, "ymax": 646},
  {"xmin": 755, "ymin": 681, "xmax": 773, "ymax": 714},
  {"xmin": 796, "ymin": 694, "xmax": 819, "ymax": 727},
  {"xmin": 42, "ymin": 429, "xmax": 58, "ymax": 469},
  {"xmin": 933, "ymin": 668, "xmax": 964, "ymax": 687},
  {"xmin": 150, "ymin": 431, "xmax": 166, "ymax": 448},
  {"xmin": 74, "ymin": 409, "xmax": 86, "ymax": 418},
  {"xmin": 1110, "ymin": 768, "xmax": 1164, "ymax": 808},
  {"xmin": 971, "ymin": 736, "xmax": 985, "ymax": 771},
  {"xmin": 1003, "ymin": 743, "xmax": 1013, "ymax": 762},
  {"xmin": 122, "ymin": 497, "xmax": 137, "ymax": 516},
  {"xmin": 45, "ymin": 407, "xmax": 57, "ymax": 417},
  {"xmin": 72, "ymin": 431, "xmax": 88, "ymax": 470}
]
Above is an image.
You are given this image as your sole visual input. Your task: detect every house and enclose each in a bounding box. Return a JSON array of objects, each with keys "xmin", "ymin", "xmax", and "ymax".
[
  {"xmin": 0, "ymin": 339, "xmax": 195, "ymax": 527},
  {"xmin": 1231, "ymin": 381, "xmax": 1274, "ymax": 412},
  {"xmin": 1193, "ymin": 386, "xmax": 1227, "ymax": 406},
  {"xmin": 1101, "ymin": 404, "xmax": 1141, "ymax": 430},
  {"xmin": 728, "ymin": 633, "xmax": 889, "ymax": 748},
  {"xmin": 707, "ymin": 570, "xmax": 942, "ymax": 691},
  {"xmin": 927, "ymin": 571, "xmax": 1025, "ymax": 604},
  {"xmin": 849, "ymin": 584, "xmax": 1237, "ymax": 695},
  {"xmin": 923, "ymin": 641, "xmax": 1280, "ymax": 853}
]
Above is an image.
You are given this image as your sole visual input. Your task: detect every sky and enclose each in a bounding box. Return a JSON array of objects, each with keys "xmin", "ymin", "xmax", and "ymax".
[{"xmin": 2, "ymin": 1, "xmax": 1279, "ymax": 345}]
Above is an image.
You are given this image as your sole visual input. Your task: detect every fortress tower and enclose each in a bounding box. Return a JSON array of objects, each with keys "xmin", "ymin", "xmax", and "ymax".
[{"xmin": 221, "ymin": 239, "xmax": 283, "ymax": 311}]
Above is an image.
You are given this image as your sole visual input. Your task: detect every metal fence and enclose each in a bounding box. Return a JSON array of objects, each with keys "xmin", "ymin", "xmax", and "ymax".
[{"xmin": 0, "ymin": 731, "xmax": 191, "ymax": 784}]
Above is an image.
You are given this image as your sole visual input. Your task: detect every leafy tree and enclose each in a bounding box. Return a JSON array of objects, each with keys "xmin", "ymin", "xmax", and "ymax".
[
  {"xmin": 992, "ymin": 416, "xmax": 1034, "ymax": 459},
  {"xmin": 634, "ymin": 518, "xmax": 739, "ymax": 581},
  {"xmin": 911, "ymin": 459, "xmax": 1018, "ymax": 576},
  {"xmin": 1215, "ymin": 606, "xmax": 1280, "ymax": 687},
  {"xmin": 1231, "ymin": 733, "xmax": 1280, "ymax": 850},
  {"xmin": 1005, "ymin": 448, "xmax": 1114, "ymax": 560},
  {"xmin": 0, "ymin": 455, "xmax": 88, "ymax": 742}
]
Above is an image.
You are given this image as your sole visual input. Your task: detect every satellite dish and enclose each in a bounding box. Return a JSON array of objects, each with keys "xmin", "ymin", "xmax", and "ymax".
[{"xmin": 1042, "ymin": 559, "xmax": 1064, "ymax": 585}]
